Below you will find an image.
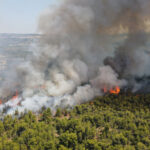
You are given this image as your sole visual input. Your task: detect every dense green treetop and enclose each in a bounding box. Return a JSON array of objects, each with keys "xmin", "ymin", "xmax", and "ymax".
[{"xmin": 0, "ymin": 93, "xmax": 150, "ymax": 150}]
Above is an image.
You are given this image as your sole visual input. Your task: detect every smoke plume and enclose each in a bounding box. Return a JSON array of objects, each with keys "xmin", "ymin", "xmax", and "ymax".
[{"xmin": 1, "ymin": 0, "xmax": 150, "ymax": 115}]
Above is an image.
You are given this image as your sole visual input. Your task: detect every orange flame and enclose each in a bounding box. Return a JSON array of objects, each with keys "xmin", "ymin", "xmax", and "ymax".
[
  {"xmin": 12, "ymin": 91, "xmax": 18, "ymax": 100},
  {"xmin": 103, "ymin": 86, "xmax": 108, "ymax": 93},
  {"xmin": 103, "ymin": 86, "xmax": 120, "ymax": 95},
  {"xmin": 109, "ymin": 86, "xmax": 120, "ymax": 94}
]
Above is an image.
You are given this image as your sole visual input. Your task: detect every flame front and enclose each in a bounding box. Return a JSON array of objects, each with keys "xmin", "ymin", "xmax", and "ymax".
[
  {"xmin": 109, "ymin": 86, "xmax": 120, "ymax": 94},
  {"xmin": 12, "ymin": 91, "xmax": 18, "ymax": 100},
  {"xmin": 103, "ymin": 86, "xmax": 120, "ymax": 94},
  {"xmin": 103, "ymin": 86, "xmax": 108, "ymax": 93}
]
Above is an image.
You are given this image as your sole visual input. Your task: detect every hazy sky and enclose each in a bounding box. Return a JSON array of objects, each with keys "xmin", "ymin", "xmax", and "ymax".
[{"xmin": 0, "ymin": 0, "xmax": 57, "ymax": 33}]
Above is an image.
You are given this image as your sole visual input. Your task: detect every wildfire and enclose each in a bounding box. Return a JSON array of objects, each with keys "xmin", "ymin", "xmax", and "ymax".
[
  {"xmin": 12, "ymin": 91, "xmax": 18, "ymax": 100},
  {"xmin": 103, "ymin": 86, "xmax": 108, "ymax": 93},
  {"xmin": 110, "ymin": 86, "xmax": 120, "ymax": 94},
  {"xmin": 103, "ymin": 86, "xmax": 120, "ymax": 95}
]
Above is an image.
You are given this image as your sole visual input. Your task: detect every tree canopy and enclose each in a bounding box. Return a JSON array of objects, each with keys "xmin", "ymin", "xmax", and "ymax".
[{"xmin": 0, "ymin": 93, "xmax": 150, "ymax": 149}]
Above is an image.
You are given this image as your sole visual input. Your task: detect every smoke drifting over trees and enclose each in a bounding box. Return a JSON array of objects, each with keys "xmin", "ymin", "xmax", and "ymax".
[{"xmin": 1, "ymin": 0, "xmax": 150, "ymax": 114}]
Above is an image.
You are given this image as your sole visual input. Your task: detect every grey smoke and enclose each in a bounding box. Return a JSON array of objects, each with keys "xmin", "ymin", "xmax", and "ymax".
[{"xmin": 0, "ymin": 0, "xmax": 150, "ymax": 114}]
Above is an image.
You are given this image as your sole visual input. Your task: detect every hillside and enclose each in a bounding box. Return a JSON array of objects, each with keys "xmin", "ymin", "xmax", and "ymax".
[{"xmin": 0, "ymin": 93, "xmax": 150, "ymax": 150}]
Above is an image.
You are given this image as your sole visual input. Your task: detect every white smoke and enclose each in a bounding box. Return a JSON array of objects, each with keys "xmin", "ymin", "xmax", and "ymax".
[
  {"xmin": 1, "ymin": 0, "xmax": 150, "ymax": 115},
  {"xmin": 91, "ymin": 66, "xmax": 127, "ymax": 91}
]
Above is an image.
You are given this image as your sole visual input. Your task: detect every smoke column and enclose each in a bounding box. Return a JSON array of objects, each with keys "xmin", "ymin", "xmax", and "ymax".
[{"xmin": 1, "ymin": 0, "xmax": 150, "ymax": 114}]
